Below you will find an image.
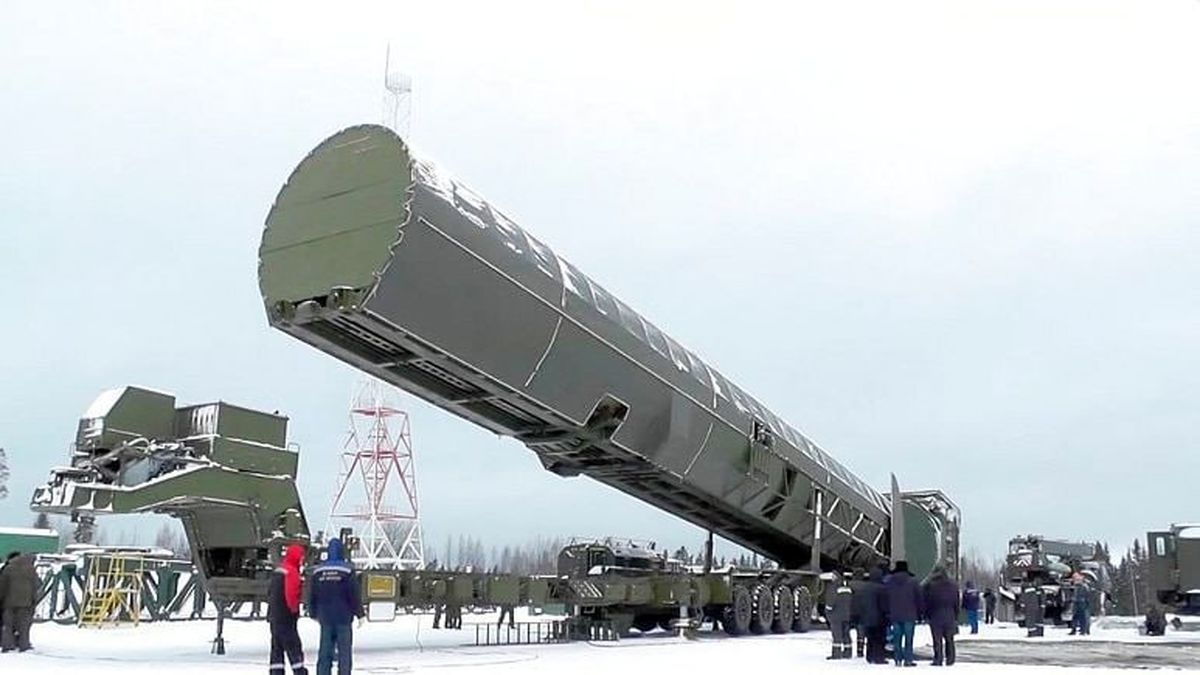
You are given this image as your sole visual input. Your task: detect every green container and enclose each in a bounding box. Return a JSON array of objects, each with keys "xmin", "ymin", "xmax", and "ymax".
[{"xmin": 0, "ymin": 527, "xmax": 59, "ymax": 559}]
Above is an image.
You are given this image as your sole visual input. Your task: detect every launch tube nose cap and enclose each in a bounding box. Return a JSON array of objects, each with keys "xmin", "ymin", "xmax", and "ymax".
[{"xmin": 260, "ymin": 124, "xmax": 413, "ymax": 306}]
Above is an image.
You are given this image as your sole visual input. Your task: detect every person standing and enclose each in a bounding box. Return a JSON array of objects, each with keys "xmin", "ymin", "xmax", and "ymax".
[
  {"xmin": 983, "ymin": 588, "xmax": 997, "ymax": 625},
  {"xmin": 268, "ymin": 543, "xmax": 309, "ymax": 675},
  {"xmin": 854, "ymin": 566, "xmax": 889, "ymax": 664},
  {"xmin": 849, "ymin": 571, "xmax": 869, "ymax": 658},
  {"xmin": 0, "ymin": 551, "xmax": 14, "ymax": 650},
  {"xmin": 0, "ymin": 552, "xmax": 37, "ymax": 652},
  {"xmin": 923, "ymin": 566, "xmax": 961, "ymax": 666},
  {"xmin": 432, "ymin": 601, "xmax": 444, "ymax": 629},
  {"xmin": 1070, "ymin": 581, "xmax": 1092, "ymax": 636},
  {"xmin": 962, "ymin": 581, "xmax": 981, "ymax": 634},
  {"xmin": 884, "ymin": 560, "xmax": 923, "ymax": 667},
  {"xmin": 310, "ymin": 538, "xmax": 365, "ymax": 675},
  {"xmin": 825, "ymin": 573, "xmax": 855, "ymax": 660},
  {"xmin": 497, "ymin": 603, "xmax": 516, "ymax": 629}
]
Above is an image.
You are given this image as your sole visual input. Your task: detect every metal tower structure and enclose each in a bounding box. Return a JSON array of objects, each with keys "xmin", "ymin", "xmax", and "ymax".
[{"xmin": 326, "ymin": 379, "xmax": 425, "ymax": 569}]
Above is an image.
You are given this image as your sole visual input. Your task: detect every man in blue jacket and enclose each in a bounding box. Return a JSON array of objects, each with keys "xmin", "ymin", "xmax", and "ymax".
[
  {"xmin": 885, "ymin": 560, "xmax": 923, "ymax": 667},
  {"xmin": 309, "ymin": 538, "xmax": 365, "ymax": 675},
  {"xmin": 962, "ymin": 581, "xmax": 981, "ymax": 634}
]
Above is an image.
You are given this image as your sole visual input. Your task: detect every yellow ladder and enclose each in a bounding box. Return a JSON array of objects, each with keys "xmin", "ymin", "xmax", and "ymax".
[{"xmin": 79, "ymin": 554, "xmax": 145, "ymax": 628}]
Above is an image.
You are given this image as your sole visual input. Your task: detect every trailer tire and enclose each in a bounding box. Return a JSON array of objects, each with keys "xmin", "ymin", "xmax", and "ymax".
[
  {"xmin": 772, "ymin": 585, "xmax": 795, "ymax": 634},
  {"xmin": 791, "ymin": 586, "xmax": 812, "ymax": 633},
  {"xmin": 750, "ymin": 584, "xmax": 773, "ymax": 635},
  {"xmin": 722, "ymin": 585, "xmax": 753, "ymax": 636}
]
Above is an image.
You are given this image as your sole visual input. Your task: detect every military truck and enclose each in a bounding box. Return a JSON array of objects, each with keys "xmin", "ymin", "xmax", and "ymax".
[
  {"xmin": 1002, "ymin": 535, "xmax": 1110, "ymax": 627},
  {"xmin": 1147, "ymin": 525, "xmax": 1200, "ymax": 615}
]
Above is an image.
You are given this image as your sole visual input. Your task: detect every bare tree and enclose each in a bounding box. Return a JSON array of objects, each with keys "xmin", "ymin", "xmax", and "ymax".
[
  {"xmin": 959, "ymin": 546, "xmax": 1003, "ymax": 590},
  {"xmin": 153, "ymin": 521, "xmax": 191, "ymax": 558}
]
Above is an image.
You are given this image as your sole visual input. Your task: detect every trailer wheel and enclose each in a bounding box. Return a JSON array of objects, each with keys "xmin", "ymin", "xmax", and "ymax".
[
  {"xmin": 791, "ymin": 586, "xmax": 812, "ymax": 633},
  {"xmin": 750, "ymin": 584, "xmax": 774, "ymax": 635},
  {"xmin": 722, "ymin": 585, "xmax": 753, "ymax": 636},
  {"xmin": 772, "ymin": 586, "xmax": 795, "ymax": 634}
]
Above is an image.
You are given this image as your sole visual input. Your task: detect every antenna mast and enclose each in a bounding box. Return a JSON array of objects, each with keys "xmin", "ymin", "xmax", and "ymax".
[{"xmin": 382, "ymin": 44, "xmax": 413, "ymax": 138}]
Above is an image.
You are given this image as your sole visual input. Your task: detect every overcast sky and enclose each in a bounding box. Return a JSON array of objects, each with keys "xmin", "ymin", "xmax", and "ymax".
[{"xmin": 1, "ymin": 1, "xmax": 1197, "ymax": 562}]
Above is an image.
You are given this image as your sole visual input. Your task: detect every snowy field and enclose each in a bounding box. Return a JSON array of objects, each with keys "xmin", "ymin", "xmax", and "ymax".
[{"xmin": 8, "ymin": 612, "xmax": 1200, "ymax": 674}]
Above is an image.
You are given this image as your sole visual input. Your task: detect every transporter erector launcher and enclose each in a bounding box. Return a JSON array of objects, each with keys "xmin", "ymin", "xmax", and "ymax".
[{"xmin": 258, "ymin": 124, "xmax": 958, "ymax": 579}]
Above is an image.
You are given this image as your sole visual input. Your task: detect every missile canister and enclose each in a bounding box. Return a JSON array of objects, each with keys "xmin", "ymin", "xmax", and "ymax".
[{"xmin": 259, "ymin": 124, "xmax": 957, "ymax": 576}]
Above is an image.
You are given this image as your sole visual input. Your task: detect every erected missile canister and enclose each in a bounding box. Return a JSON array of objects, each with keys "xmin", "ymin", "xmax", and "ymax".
[{"xmin": 260, "ymin": 124, "xmax": 958, "ymax": 577}]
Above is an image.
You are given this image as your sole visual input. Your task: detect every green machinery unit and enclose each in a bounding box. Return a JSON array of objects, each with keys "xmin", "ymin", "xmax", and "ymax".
[
  {"xmin": 1147, "ymin": 525, "xmax": 1200, "ymax": 615},
  {"xmin": 31, "ymin": 386, "xmax": 309, "ymax": 604}
]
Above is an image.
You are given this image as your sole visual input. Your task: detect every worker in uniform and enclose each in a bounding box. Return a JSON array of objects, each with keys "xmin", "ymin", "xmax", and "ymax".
[
  {"xmin": 498, "ymin": 603, "xmax": 516, "ymax": 629},
  {"xmin": 1069, "ymin": 578, "xmax": 1092, "ymax": 636},
  {"xmin": 825, "ymin": 573, "xmax": 855, "ymax": 659},
  {"xmin": 923, "ymin": 566, "xmax": 960, "ymax": 666},
  {"xmin": 1145, "ymin": 604, "xmax": 1167, "ymax": 636},
  {"xmin": 431, "ymin": 576, "xmax": 446, "ymax": 629},
  {"xmin": 268, "ymin": 543, "xmax": 308, "ymax": 675},
  {"xmin": 446, "ymin": 595, "xmax": 462, "ymax": 630},
  {"xmin": 0, "ymin": 552, "xmax": 37, "ymax": 652},
  {"xmin": 849, "ymin": 571, "xmax": 868, "ymax": 658},
  {"xmin": 983, "ymin": 588, "xmax": 997, "ymax": 625},
  {"xmin": 853, "ymin": 567, "xmax": 887, "ymax": 663},
  {"xmin": 310, "ymin": 538, "xmax": 365, "ymax": 675},
  {"xmin": 962, "ymin": 581, "xmax": 981, "ymax": 634},
  {"xmin": 884, "ymin": 560, "xmax": 923, "ymax": 667}
]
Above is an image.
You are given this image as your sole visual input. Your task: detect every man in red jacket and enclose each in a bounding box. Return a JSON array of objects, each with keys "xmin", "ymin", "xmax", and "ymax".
[{"xmin": 268, "ymin": 544, "xmax": 309, "ymax": 675}]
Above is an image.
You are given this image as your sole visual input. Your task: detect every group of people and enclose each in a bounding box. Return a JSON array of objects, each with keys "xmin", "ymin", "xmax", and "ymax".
[
  {"xmin": 825, "ymin": 560, "xmax": 997, "ymax": 667},
  {"xmin": 268, "ymin": 538, "xmax": 366, "ymax": 675},
  {"xmin": 431, "ymin": 595, "xmax": 463, "ymax": 630},
  {"xmin": 0, "ymin": 551, "xmax": 39, "ymax": 653}
]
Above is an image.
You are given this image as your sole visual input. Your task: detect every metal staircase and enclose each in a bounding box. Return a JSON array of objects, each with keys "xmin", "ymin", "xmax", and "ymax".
[{"xmin": 79, "ymin": 554, "xmax": 145, "ymax": 627}]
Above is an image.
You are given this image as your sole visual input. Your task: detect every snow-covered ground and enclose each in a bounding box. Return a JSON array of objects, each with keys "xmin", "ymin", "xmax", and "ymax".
[
  {"xmin": 958, "ymin": 617, "xmax": 1200, "ymax": 643},
  {"xmin": 8, "ymin": 612, "xmax": 1200, "ymax": 674}
]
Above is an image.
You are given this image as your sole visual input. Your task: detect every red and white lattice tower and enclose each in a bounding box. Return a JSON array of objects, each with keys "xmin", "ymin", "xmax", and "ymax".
[{"xmin": 326, "ymin": 379, "xmax": 425, "ymax": 569}]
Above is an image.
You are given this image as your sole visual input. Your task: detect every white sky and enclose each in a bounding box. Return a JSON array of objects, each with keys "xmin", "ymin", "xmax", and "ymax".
[{"xmin": 1, "ymin": 1, "xmax": 1197, "ymax": 561}]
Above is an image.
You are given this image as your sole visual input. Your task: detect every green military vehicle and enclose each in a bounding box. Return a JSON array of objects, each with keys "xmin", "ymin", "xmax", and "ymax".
[
  {"xmin": 1147, "ymin": 525, "xmax": 1200, "ymax": 615},
  {"xmin": 1002, "ymin": 535, "xmax": 1111, "ymax": 629}
]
